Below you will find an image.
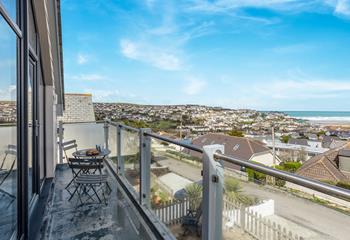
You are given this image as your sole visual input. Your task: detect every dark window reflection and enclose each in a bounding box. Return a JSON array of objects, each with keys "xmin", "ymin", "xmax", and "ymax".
[{"xmin": 0, "ymin": 16, "xmax": 17, "ymax": 239}]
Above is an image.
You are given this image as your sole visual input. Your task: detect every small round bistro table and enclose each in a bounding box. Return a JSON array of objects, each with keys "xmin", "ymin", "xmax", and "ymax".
[{"xmin": 72, "ymin": 148, "xmax": 111, "ymax": 159}]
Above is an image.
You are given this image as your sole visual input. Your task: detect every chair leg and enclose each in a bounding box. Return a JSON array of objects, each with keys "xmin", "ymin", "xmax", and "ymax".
[
  {"xmin": 68, "ymin": 184, "xmax": 80, "ymax": 201},
  {"xmin": 106, "ymin": 182, "xmax": 112, "ymax": 194},
  {"xmin": 91, "ymin": 185, "xmax": 102, "ymax": 203},
  {"xmin": 76, "ymin": 185, "xmax": 84, "ymax": 205}
]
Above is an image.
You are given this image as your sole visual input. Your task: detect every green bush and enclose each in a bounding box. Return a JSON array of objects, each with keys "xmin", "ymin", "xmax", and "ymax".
[
  {"xmin": 275, "ymin": 178, "xmax": 286, "ymax": 187},
  {"xmin": 280, "ymin": 135, "xmax": 290, "ymax": 143},
  {"xmin": 227, "ymin": 129, "xmax": 244, "ymax": 137},
  {"xmin": 225, "ymin": 177, "xmax": 242, "ymax": 193},
  {"xmin": 275, "ymin": 162, "xmax": 302, "ymax": 173},
  {"xmin": 185, "ymin": 183, "xmax": 202, "ymax": 210},
  {"xmin": 336, "ymin": 181, "xmax": 350, "ymax": 190},
  {"xmin": 246, "ymin": 168, "xmax": 266, "ymax": 184},
  {"xmin": 282, "ymin": 162, "xmax": 302, "ymax": 172}
]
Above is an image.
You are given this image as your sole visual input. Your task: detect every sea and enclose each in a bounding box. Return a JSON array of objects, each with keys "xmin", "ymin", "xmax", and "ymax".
[{"xmin": 283, "ymin": 111, "xmax": 350, "ymax": 123}]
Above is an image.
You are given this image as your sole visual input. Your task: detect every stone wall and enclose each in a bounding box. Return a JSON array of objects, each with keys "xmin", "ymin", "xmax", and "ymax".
[{"xmin": 58, "ymin": 93, "xmax": 95, "ymax": 123}]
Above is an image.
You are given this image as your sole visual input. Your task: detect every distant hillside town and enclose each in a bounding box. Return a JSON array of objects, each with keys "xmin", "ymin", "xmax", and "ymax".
[{"xmin": 93, "ymin": 102, "xmax": 316, "ymax": 135}]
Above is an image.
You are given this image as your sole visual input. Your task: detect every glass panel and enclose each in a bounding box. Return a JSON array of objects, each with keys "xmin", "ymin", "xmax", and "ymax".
[
  {"xmin": 0, "ymin": 16, "xmax": 17, "ymax": 239},
  {"xmin": 28, "ymin": 0, "xmax": 36, "ymax": 52},
  {"xmin": 107, "ymin": 125, "xmax": 117, "ymax": 162},
  {"xmin": 121, "ymin": 129, "xmax": 140, "ymax": 193},
  {"xmin": 0, "ymin": 0, "xmax": 17, "ymax": 22},
  {"xmin": 28, "ymin": 60, "xmax": 34, "ymax": 203},
  {"xmin": 150, "ymin": 139, "xmax": 203, "ymax": 238},
  {"xmin": 221, "ymin": 164, "xmax": 350, "ymax": 240},
  {"xmin": 39, "ymin": 82, "xmax": 45, "ymax": 183},
  {"xmin": 62, "ymin": 122, "xmax": 105, "ymax": 161}
]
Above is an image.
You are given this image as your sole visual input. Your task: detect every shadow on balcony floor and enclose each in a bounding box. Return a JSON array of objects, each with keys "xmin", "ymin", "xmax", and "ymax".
[{"xmin": 38, "ymin": 164, "xmax": 142, "ymax": 240}]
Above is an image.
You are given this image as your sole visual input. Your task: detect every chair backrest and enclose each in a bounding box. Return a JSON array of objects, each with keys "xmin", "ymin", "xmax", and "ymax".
[
  {"xmin": 0, "ymin": 145, "xmax": 17, "ymax": 186},
  {"xmin": 1, "ymin": 145, "xmax": 17, "ymax": 169},
  {"xmin": 62, "ymin": 140, "xmax": 78, "ymax": 159},
  {"xmin": 67, "ymin": 157, "xmax": 104, "ymax": 171}
]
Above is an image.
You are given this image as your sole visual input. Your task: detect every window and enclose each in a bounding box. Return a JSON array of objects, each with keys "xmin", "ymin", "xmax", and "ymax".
[
  {"xmin": 0, "ymin": 15, "xmax": 17, "ymax": 239},
  {"xmin": 0, "ymin": 0, "xmax": 17, "ymax": 21}
]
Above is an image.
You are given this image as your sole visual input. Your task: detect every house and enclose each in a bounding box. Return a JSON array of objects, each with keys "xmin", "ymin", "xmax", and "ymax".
[
  {"xmin": 288, "ymin": 138, "xmax": 309, "ymax": 146},
  {"xmin": 321, "ymin": 136, "xmax": 347, "ymax": 149},
  {"xmin": 296, "ymin": 143, "xmax": 350, "ymax": 183},
  {"xmin": 185, "ymin": 133, "xmax": 281, "ymax": 170}
]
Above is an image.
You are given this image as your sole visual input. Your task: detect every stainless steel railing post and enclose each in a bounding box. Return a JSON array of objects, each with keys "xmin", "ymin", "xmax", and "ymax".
[
  {"xmin": 140, "ymin": 128, "xmax": 152, "ymax": 207},
  {"xmin": 117, "ymin": 123, "xmax": 124, "ymax": 175},
  {"xmin": 202, "ymin": 144, "xmax": 225, "ymax": 240}
]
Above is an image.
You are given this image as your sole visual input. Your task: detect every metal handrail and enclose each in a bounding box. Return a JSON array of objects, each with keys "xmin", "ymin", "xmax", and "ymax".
[
  {"xmin": 105, "ymin": 120, "xmax": 350, "ymax": 202},
  {"xmin": 106, "ymin": 119, "xmax": 140, "ymax": 132},
  {"xmin": 214, "ymin": 152, "xmax": 350, "ymax": 201},
  {"xmin": 144, "ymin": 132, "xmax": 203, "ymax": 153}
]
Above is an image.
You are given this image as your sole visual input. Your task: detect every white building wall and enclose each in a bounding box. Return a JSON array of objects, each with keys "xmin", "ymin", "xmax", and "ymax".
[{"xmin": 250, "ymin": 153, "xmax": 280, "ymax": 166}]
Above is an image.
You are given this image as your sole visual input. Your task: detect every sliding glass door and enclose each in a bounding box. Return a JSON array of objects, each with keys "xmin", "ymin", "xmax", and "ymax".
[{"xmin": 0, "ymin": 13, "xmax": 17, "ymax": 240}]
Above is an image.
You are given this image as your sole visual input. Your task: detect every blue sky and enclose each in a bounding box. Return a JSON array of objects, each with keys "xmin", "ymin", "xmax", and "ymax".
[{"xmin": 61, "ymin": 0, "xmax": 350, "ymax": 111}]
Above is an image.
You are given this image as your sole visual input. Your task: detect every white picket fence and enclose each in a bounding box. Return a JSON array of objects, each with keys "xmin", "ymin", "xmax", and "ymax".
[
  {"xmin": 223, "ymin": 199, "xmax": 304, "ymax": 240},
  {"xmin": 153, "ymin": 198, "xmax": 194, "ymax": 225},
  {"xmin": 153, "ymin": 198, "xmax": 304, "ymax": 240}
]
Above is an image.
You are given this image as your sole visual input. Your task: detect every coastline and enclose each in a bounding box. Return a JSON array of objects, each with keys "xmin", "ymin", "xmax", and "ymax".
[{"xmin": 284, "ymin": 111, "xmax": 350, "ymax": 130}]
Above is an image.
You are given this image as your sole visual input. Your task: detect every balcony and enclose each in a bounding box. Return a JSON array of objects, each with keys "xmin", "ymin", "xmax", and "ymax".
[
  {"xmin": 39, "ymin": 164, "xmax": 145, "ymax": 239},
  {"xmin": 39, "ymin": 120, "xmax": 350, "ymax": 240}
]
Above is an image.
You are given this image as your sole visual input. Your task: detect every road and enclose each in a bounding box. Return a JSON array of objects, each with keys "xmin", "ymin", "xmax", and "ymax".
[{"xmin": 157, "ymin": 156, "xmax": 350, "ymax": 240}]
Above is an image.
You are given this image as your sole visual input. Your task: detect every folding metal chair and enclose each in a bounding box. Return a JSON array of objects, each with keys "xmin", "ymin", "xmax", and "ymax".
[
  {"xmin": 62, "ymin": 140, "xmax": 78, "ymax": 161},
  {"xmin": 68, "ymin": 158, "xmax": 111, "ymax": 205},
  {"xmin": 66, "ymin": 157, "xmax": 93, "ymax": 197},
  {"xmin": 0, "ymin": 145, "xmax": 17, "ymax": 204},
  {"xmin": 62, "ymin": 140, "xmax": 81, "ymax": 191}
]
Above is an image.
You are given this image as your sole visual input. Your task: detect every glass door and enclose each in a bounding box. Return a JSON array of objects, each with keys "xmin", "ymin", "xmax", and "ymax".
[{"xmin": 28, "ymin": 57, "xmax": 35, "ymax": 204}]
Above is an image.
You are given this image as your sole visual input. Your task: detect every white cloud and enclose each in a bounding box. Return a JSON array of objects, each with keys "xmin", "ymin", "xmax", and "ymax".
[
  {"xmin": 83, "ymin": 88, "xmax": 138, "ymax": 102},
  {"xmin": 256, "ymin": 79, "xmax": 350, "ymax": 100},
  {"xmin": 186, "ymin": 0, "xmax": 350, "ymax": 18},
  {"xmin": 334, "ymin": 0, "xmax": 350, "ymax": 16},
  {"xmin": 0, "ymin": 85, "xmax": 16, "ymax": 100},
  {"xmin": 70, "ymin": 74, "xmax": 106, "ymax": 81},
  {"xmin": 183, "ymin": 77, "xmax": 207, "ymax": 95},
  {"xmin": 120, "ymin": 39, "xmax": 182, "ymax": 71},
  {"xmin": 77, "ymin": 53, "xmax": 88, "ymax": 65},
  {"xmin": 186, "ymin": 0, "xmax": 315, "ymax": 13}
]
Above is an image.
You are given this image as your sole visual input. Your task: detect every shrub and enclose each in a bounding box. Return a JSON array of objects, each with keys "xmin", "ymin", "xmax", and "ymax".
[
  {"xmin": 282, "ymin": 162, "xmax": 302, "ymax": 172},
  {"xmin": 281, "ymin": 135, "xmax": 290, "ymax": 143},
  {"xmin": 185, "ymin": 183, "xmax": 202, "ymax": 200},
  {"xmin": 336, "ymin": 181, "xmax": 350, "ymax": 190},
  {"xmin": 227, "ymin": 129, "xmax": 244, "ymax": 137},
  {"xmin": 185, "ymin": 183, "xmax": 202, "ymax": 210},
  {"xmin": 275, "ymin": 178, "xmax": 286, "ymax": 187},
  {"xmin": 225, "ymin": 177, "xmax": 242, "ymax": 193},
  {"xmin": 224, "ymin": 177, "xmax": 260, "ymax": 205},
  {"xmin": 246, "ymin": 168, "xmax": 266, "ymax": 184},
  {"xmin": 276, "ymin": 162, "xmax": 302, "ymax": 173}
]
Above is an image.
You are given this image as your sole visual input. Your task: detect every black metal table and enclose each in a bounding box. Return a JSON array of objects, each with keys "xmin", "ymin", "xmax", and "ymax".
[{"xmin": 72, "ymin": 148, "xmax": 110, "ymax": 159}]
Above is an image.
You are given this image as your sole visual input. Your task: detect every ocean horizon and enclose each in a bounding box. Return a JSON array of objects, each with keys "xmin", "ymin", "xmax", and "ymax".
[{"xmin": 283, "ymin": 111, "xmax": 350, "ymax": 122}]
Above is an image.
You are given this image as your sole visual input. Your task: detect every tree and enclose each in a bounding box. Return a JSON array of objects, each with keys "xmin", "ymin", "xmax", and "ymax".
[
  {"xmin": 224, "ymin": 177, "xmax": 259, "ymax": 205},
  {"xmin": 227, "ymin": 129, "xmax": 244, "ymax": 137},
  {"xmin": 185, "ymin": 183, "xmax": 202, "ymax": 210},
  {"xmin": 281, "ymin": 135, "xmax": 290, "ymax": 143}
]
